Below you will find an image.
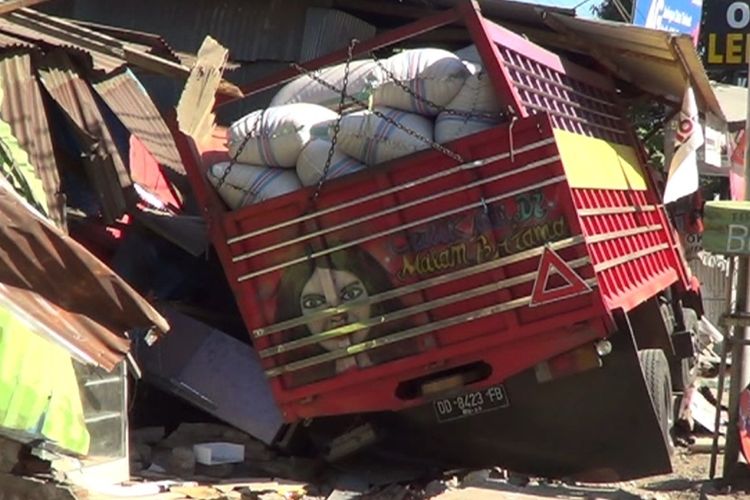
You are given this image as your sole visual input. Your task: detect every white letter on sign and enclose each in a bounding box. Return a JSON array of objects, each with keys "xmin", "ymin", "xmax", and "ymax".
[
  {"xmin": 728, "ymin": 2, "xmax": 750, "ymax": 29},
  {"xmin": 727, "ymin": 224, "xmax": 749, "ymax": 252}
]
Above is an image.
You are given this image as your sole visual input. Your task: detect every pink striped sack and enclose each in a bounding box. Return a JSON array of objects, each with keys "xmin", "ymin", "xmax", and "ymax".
[
  {"xmin": 372, "ymin": 48, "xmax": 470, "ymax": 116},
  {"xmin": 296, "ymin": 139, "xmax": 367, "ymax": 186},
  {"xmin": 207, "ymin": 162, "xmax": 301, "ymax": 209},
  {"xmin": 226, "ymin": 103, "xmax": 337, "ymax": 167},
  {"xmin": 333, "ymin": 107, "xmax": 434, "ymax": 166},
  {"xmin": 435, "ymin": 61, "xmax": 505, "ymax": 143}
]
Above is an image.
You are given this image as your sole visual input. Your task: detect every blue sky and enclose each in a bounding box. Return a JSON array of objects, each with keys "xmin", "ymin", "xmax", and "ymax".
[{"xmin": 531, "ymin": 0, "xmax": 600, "ymax": 18}]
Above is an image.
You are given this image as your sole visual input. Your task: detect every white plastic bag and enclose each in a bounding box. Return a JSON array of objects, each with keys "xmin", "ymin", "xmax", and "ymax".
[
  {"xmin": 335, "ymin": 106, "xmax": 434, "ymax": 166},
  {"xmin": 372, "ymin": 48, "xmax": 469, "ymax": 116},
  {"xmin": 207, "ymin": 162, "xmax": 301, "ymax": 209},
  {"xmin": 270, "ymin": 60, "xmax": 381, "ymax": 110},
  {"xmin": 227, "ymin": 103, "xmax": 337, "ymax": 167},
  {"xmin": 296, "ymin": 139, "xmax": 367, "ymax": 186}
]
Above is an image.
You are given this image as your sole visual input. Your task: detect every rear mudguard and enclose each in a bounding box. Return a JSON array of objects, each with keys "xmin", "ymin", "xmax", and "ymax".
[{"xmin": 305, "ymin": 326, "xmax": 671, "ymax": 482}]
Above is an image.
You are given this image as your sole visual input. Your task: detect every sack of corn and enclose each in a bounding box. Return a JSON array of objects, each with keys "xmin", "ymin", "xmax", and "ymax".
[
  {"xmin": 334, "ymin": 106, "xmax": 434, "ymax": 166},
  {"xmin": 296, "ymin": 139, "xmax": 367, "ymax": 186},
  {"xmin": 372, "ymin": 48, "xmax": 470, "ymax": 116},
  {"xmin": 227, "ymin": 103, "xmax": 336, "ymax": 167},
  {"xmin": 207, "ymin": 162, "xmax": 301, "ymax": 209}
]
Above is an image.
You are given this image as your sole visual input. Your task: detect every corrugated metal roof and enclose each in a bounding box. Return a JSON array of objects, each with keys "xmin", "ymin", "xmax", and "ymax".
[
  {"xmin": 37, "ymin": 50, "xmax": 131, "ymax": 223},
  {"xmin": 70, "ymin": 19, "xmax": 181, "ymax": 63},
  {"xmin": 0, "ymin": 8, "xmax": 242, "ymax": 98},
  {"xmin": 0, "ymin": 8, "xmax": 126, "ymax": 72},
  {"xmin": 59, "ymin": 0, "xmax": 325, "ymax": 62},
  {"xmin": 0, "ymin": 30, "xmax": 31, "ymax": 49},
  {"xmin": 93, "ymin": 70, "xmax": 186, "ymax": 184},
  {"xmin": 300, "ymin": 8, "xmax": 375, "ymax": 62},
  {"xmin": 711, "ymin": 82, "xmax": 746, "ymax": 126},
  {"xmin": 542, "ymin": 14, "xmax": 724, "ymax": 120},
  {"xmin": 0, "ymin": 175, "xmax": 168, "ymax": 371},
  {"xmin": 434, "ymin": 0, "xmax": 575, "ymax": 21},
  {"xmin": 0, "ymin": 51, "xmax": 65, "ymax": 229},
  {"xmin": 328, "ymin": 0, "xmax": 722, "ymax": 119}
]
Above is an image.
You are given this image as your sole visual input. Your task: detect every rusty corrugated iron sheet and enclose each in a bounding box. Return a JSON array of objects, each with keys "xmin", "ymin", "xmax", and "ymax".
[
  {"xmin": 0, "ymin": 8, "xmax": 241, "ymax": 97},
  {"xmin": 0, "ymin": 176, "xmax": 168, "ymax": 371},
  {"xmin": 71, "ymin": 19, "xmax": 182, "ymax": 64},
  {"xmin": 0, "ymin": 9, "xmax": 125, "ymax": 73},
  {"xmin": 0, "ymin": 30, "xmax": 31, "ymax": 49},
  {"xmin": 59, "ymin": 0, "xmax": 310, "ymax": 61},
  {"xmin": 93, "ymin": 70, "xmax": 188, "ymax": 196},
  {"xmin": 37, "ymin": 50, "xmax": 131, "ymax": 223},
  {"xmin": 0, "ymin": 51, "xmax": 65, "ymax": 229}
]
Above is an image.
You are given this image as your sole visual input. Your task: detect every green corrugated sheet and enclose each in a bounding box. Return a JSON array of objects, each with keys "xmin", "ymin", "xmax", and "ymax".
[
  {"xmin": 0, "ymin": 305, "xmax": 90, "ymax": 455},
  {"xmin": 0, "ymin": 82, "xmax": 48, "ymax": 217}
]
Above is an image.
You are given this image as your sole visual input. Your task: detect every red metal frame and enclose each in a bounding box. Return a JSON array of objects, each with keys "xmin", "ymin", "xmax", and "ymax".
[{"xmin": 175, "ymin": 0, "xmax": 691, "ymax": 421}]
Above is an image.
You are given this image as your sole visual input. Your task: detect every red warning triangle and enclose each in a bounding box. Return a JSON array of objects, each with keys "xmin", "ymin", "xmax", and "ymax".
[{"xmin": 529, "ymin": 247, "xmax": 591, "ymax": 307}]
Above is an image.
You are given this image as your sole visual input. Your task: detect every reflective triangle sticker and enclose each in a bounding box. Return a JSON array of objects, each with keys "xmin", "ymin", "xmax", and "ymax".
[{"xmin": 529, "ymin": 247, "xmax": 591, "ymax": 307}]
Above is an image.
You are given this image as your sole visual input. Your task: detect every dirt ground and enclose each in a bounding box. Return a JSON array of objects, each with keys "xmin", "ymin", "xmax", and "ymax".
[{"xmin": 418, "ymin": 448, "xmax": 745, "ymax": 500}]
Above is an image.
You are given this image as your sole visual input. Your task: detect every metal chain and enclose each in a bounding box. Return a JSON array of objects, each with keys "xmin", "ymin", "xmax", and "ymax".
[
  {"xmin": 215, "ymin": 106, "xmax": 262, "ymax": 191},
  {"xmin": 370, "ymin": 51, "xmax": 507, "ymax": 122},
  {"xmin": 291, "ymin": 61, "xmax": 464, "ymax": 163},
  {"xmin": 222, "ymin": 45, "xmax": 509, "ymax": 198},
  {"xmin": 311, "ymin": 38, "xmax": 358, "ymax": 202}
]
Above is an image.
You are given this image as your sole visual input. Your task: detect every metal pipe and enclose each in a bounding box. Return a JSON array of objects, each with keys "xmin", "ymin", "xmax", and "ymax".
[
  {"xmin": 722, "ymin": 63, "xmax": 750, "ymax": 478},
  {"xmin": 265, "ymin": 278, "xmax": 598, "ymax": 377},
  {"xmin": 232, "ymin": 154, "xmax": 561, "ymax": 262},
  {"xmin": 227, "ymin": 137, "xmax": 557, "ymax": 245},
  {"xmin": 711, "ymin": 256, "xmax": 735, "ymax": 479},
  {"xmin": 236, "ymin": 175, "xmax": 567, "ymax": 281}
]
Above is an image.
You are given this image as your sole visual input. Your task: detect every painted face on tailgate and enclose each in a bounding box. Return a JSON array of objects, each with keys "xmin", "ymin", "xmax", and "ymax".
[{"xmin": 300, "ymin": 267, "xmax": 371, "ymax": 350}]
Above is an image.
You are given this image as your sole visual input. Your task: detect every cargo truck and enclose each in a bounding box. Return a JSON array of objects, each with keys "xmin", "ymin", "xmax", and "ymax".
[{"xmin": 175, "ymin": 0, "xmax": 704, "ymax": 481}]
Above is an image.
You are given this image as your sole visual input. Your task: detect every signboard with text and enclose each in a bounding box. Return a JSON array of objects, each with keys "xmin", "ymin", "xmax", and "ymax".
[
  {"xmin": 703, "ymin": 0, "xmax": 750, "ymax": 67},
  {"xmin": 634, "ymin": 0, "xmax": 703, "ymax": 43},
  {"xmin": 703, "ymin": 201, "xmax": 750, "ymax": 255}
]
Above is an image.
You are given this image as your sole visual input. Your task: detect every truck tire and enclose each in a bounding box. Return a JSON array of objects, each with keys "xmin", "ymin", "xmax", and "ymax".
[
  {"xmin": 639, "ymin": 349, "xmax": 673, "ymax": 453},
  {"xmin": 670, "ymin": 308, "xmax": 698, "ymax": 392}
]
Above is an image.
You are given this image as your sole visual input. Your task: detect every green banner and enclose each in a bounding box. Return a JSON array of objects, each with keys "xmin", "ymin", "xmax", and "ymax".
[{"xmin": 703, "ymin": 200, "xmax": 750, "ymax": 255}]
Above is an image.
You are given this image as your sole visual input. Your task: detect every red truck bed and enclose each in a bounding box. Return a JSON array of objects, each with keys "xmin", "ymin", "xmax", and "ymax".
[{"xmin": 175, "ymin": 0, "xmax": 690, "ymax": 480}]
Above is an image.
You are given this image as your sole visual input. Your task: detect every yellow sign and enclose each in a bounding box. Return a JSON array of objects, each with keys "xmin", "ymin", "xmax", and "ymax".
[
  {"xmin": 706, "ymin": 33, "xmax": 750, "ymax": 65},
  {"xmin": 553, "ymin": 129, "xmax": 647, "ymax": 191}
]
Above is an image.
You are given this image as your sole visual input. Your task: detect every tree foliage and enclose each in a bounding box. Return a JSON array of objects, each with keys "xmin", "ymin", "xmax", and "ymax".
[
  {"xmin": 590, "ymin": 0, "xmax": 633, "ymax": 23},
  {"xmin": 591, "ymin": 0, "xmax": 666, "ymax": 171}
]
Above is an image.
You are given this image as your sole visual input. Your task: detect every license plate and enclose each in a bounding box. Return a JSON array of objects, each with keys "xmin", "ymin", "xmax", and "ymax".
[{"xmin": 433, "ymin": 385, "xmax": 510, "ymax": 423}]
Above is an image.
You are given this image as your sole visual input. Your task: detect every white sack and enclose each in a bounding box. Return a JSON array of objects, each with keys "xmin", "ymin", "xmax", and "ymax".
[
  {"xmin": 435, "ymin": 113, "xmax": 501, "ymax": 143},
  {"xmin": 207, "ymin": 162, "xmax": 301, "ymax": 209},
  {"xmin": 435, "ymin": 70, "xmax": 504, "ymax": 142},
  {"xmin": 454, "ymin": 45, "xmax": 482, "ymax": 66},
  {"xmin": 335, "ymin": 106, "xmax": 434, "ymax": 166},
  {"xmin": 270, "ymin": 60, "xmax": 381, "ymax": 110},
  {"xmin": 296, "ymin": 139, "xmax": 367, "ymax": 186},
  {"xmin": 447, "ymin": 69, "xmax": 502, "ymax": 114},
  {"xmin": 373, "ymin": 48, "xmax": 469, "ymax": 116},
  {"xmin": 227, "ymin": 103, "xmax": 337, "ymax": 167}
]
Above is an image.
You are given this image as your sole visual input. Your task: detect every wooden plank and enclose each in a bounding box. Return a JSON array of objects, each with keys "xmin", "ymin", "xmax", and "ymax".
[{"xmin": 176, "ymin": 36, "xmax": 227, "ymax": 140}]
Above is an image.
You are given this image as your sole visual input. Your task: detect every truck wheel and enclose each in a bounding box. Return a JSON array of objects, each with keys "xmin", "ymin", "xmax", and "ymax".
[{"xmin": 639, "ymin": 349, "xmax": 674, "ymax": 453}]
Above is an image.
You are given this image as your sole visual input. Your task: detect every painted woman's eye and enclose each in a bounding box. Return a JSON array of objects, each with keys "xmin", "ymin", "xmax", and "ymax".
[
  {"xmin": 340, "ymin": 283, "xmax": 364, "ymax": 302},
  {"xmin": 301, "ymin": 294, "xmax": 327, "ymax": 310}
]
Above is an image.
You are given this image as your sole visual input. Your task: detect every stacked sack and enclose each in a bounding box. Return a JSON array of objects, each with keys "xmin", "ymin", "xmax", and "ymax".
[
  {"xmin": 435, "ymin": 45, "xmax": 505, "ymax": 143},
  {"xmin": 209, "ymin": 46, "xmax": 506, "ymax": 210}
]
